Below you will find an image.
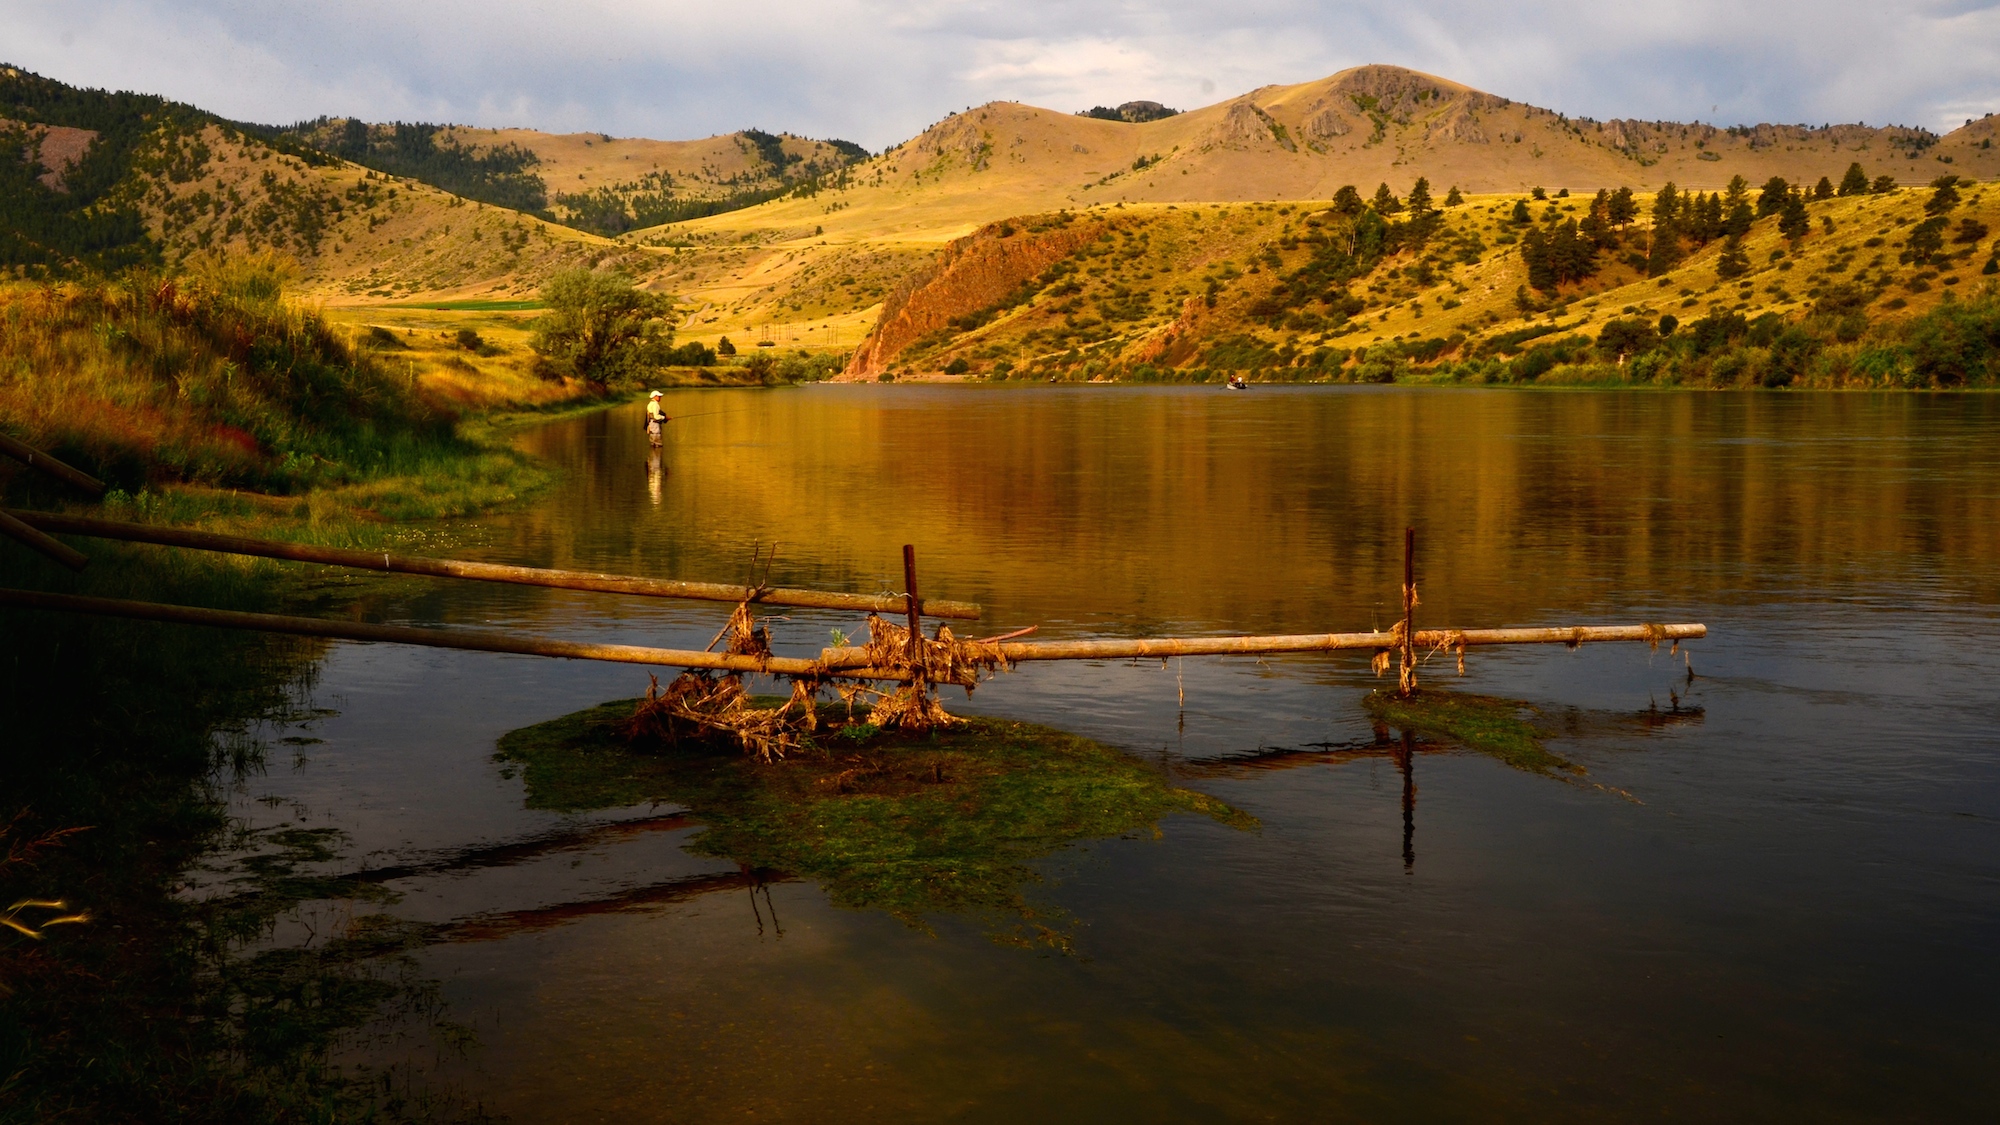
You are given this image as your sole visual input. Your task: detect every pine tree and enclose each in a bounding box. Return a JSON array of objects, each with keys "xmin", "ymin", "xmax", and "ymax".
[
  {"xmin": 1372, "ymin": 183, "xmax": 1403, "ymax": 214},
  {"xmin": 1697, "ymin": 193, "xmax": 1723, "ymax": 244},
  {"xmin": 1608, "ymin": 187, "xmax": 1638, "ymax": 228},
  {"xmin": 1812, "ymin": 176, "xmax": 1834, "ymax": 200},
  {"xmin": 1581, "ymin": 189, "xmax": 1617, "ymax": 250},
  {"xmin": 1757, "ymin": 176, "xmax": 1791, "ymax": 217},
  {"xmin": 1511, "ymin": 199, "xmax": 1532, "ymax": 224},
  {"xmin": 1550, "ymin": 218, "xmax": 1596, "ymax": 284},
  {"xmin": 1838, "ymin": 162, "xmax": 1869, "ymax": 196},
  {"xmin": 1724, "ymin": 196, "xmax": 1754, "ymax": 238},
  {"xmin": 1646, "ymin": 184, "xmax": 1684, "ymax": 276},
  {"xmin": 1444, "ymin": 185, "xmax": 1464, "ymax": 207},
  {"xmin": 1406, "ymin": 177, "xmax": 1434, "ymax": 215},
  {"xmin": 1871, "ymin": 174, "xmax": 1898, "ymax": 194},
  {"xmin": 1716, "ymin": 235, "xmax": 1750, "ymax": 279},
  {"xmin": 1779, "ymin": 191, "xmax": 1811, "ymax": 242},
  {"xmin": 1332, "ymin": 185, "xmax": 1366, "ymax": 215},
  {"xmin": 1925, "ymin": 175, "xmax": 1962, "ymax": 216},
  {"xmin": 1521, "ymin": 225, "xmax": 1556, "ymax": 291}
]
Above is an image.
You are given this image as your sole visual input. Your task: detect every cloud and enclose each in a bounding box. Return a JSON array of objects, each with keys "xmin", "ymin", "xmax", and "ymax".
[{"xmin": 1, "ymin": 0, "xmax": 1995, "ymax": 149}]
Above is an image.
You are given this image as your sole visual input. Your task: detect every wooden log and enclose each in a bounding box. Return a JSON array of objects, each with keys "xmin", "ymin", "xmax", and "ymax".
[
  {"xmin": 0, "ymin": 434, "xmax": 107, "ymax": 497},
  {"xmin": 0, "ymin": 511, "xmax": 88, "ymax": 571},
  {"xmin": 1399, "ymin": 526, "xmax": 1417, "ymax": 697},
  {"xmin": 2, "ymin": 511, "xmax": 983, "ymax": 620},
  {"xmin": 816, "ymin": 623, "xmax": 1705, "ymax": 666},
  {"xmin": 902, "ymin": 544, "xmax": 924, "ymax": 677},
  {"xmin": 0, "ymin": 588, "xmax": 912, "ymax": 679}
]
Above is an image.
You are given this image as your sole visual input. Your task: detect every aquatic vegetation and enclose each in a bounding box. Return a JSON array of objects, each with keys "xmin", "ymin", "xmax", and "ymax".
[
  {"xmin": 497, "ymin": 700, "xmax": 1256, "ymax": 946},
  {"xmin": 1363, "ymin": 688, "xmax": 1581, "ymax": 775}
]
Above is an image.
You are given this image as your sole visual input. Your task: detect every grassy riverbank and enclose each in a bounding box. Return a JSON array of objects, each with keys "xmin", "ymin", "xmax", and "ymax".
[{"xmin": 0, "ymin": 264, "xmax": 614, "ymax": 1122}]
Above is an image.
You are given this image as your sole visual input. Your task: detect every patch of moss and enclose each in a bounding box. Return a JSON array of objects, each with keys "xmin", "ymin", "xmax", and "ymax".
[
  {"xmin": 1363, "ymin": 689, "xmax": 1581, "ymax": 775},
  {"xmin": 496, "ymin": 700, "xmax": 1256, "ymax": 943}
]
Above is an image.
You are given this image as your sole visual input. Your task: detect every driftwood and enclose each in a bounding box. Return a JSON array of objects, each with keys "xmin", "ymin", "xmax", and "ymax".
[
  {"xmin": 0, "ymin": 511, "xmax": 88, "ymax": 571},
  {"xmin": 3, "ymin": 511, "xmax": 982, "ymax": 620},
  {"xmin": 0, "ymin": 588, "xmax": 898, "ymax": 677},
  {"xmin": 0, "ymin": 435, "xmax": 106, "ymax": 497},
  {"xmin": 814, "ymin": 623, "xmax": 1706, "ymax": 667}
]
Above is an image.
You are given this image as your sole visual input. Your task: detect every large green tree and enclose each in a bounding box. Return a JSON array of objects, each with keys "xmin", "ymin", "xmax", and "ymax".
[
  {"xmin": 1757, "ymin": 177, "xmax": 1792, "ymax": 217},
  {"xmin": 530, "ymin": 270, "xmax": 675, "ymax": 385},
  {"xmin": 1838, "ymin": 163, "xmax": 1870, "ymax": 196}
]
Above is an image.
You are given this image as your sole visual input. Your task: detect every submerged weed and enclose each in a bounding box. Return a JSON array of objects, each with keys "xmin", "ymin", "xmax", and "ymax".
[
  {"xmin": 496, "ymin": 700, "xmax": 1256, "ymax": 947},
  {"xmin": 1363, "ymin": 688, "xmax": 1581, "ymax": 775}
]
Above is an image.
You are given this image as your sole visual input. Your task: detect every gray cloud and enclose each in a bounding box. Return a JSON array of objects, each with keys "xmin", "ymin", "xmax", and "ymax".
[{"xmin": 3, "ymin": 1, "xmax": 1996, "ymax": 149}]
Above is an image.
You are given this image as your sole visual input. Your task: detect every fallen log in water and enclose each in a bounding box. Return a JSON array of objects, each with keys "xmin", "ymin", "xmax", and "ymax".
[
  {"xmin": 0, "ymin": 585, "xmax": 1703, "ymax": 681},
  {"xmin": 0, "ymin": 588, "xmax": 906, "ymax": 679},
  {"xmin": 0, "ymin": 435, "xmax": 107, "ymax": 497},
  {"xmin": 815, "ymin": 623, "xmax": 1706, "ymax": 668},
  {"xmin": 2, "ymin": 511, "xmax": 982, "ymax": 620},
  {"xmin": 0, "ymin": 510, "xmax": 88, "ymax": 572}
]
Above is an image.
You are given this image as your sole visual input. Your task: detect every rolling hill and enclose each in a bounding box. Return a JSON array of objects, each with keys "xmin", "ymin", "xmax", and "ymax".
[
  {"xmin": 642, "ymin": 65, "xmax": 2000, "ymax": 249},
  {"xmin": 4, "ymin": 62, "xmax": 1996, "ymax": 388},
  {"xmin": 273, "ymin": 117, "xmax": 867, "ymax": 234}
]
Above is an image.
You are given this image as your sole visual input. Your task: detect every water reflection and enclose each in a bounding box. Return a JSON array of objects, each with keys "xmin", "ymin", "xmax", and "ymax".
[{"xmin": 229, "ymin": 386, "xmax": 2000, "ymax": 1122}]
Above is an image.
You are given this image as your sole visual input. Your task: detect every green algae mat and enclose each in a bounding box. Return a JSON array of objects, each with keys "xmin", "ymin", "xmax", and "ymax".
[
  {"xmin": 496, "ymin": 701, "xmax": 1255, "ymax": 943},
  {"xmin": 1362, "ymin": 688, "xmax": 1581, "ymax": 775}
]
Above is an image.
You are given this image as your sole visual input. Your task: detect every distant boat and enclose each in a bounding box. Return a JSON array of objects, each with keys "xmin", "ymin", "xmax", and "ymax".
[{"xmin": 1226, "ymin": 375, "xmax": 1248, "ymax": 390}]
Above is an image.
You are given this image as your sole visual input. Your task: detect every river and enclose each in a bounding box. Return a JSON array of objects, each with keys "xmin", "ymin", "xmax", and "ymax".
[{"xmin": 230, "ymin": 385, "xmax": 2000, "ymax": 1121}]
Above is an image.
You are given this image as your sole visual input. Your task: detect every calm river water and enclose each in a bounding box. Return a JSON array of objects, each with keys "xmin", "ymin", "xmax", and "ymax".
[{"xmin": 237, "ymin": 386, "xmax": 2000, "ymax": 1121}]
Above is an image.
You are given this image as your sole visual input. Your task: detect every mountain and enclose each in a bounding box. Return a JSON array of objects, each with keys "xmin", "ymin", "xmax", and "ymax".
[
  {"xmin": 271, "ymin": 118, "xmax": 867, "ymax": 235},
  {"xmin": 646, "ymin": 65, "xmax": 1999, "ymax": 248},
  {"xmin": 0, "ymin": 65, "xmax": 669, "ymax": 299}
]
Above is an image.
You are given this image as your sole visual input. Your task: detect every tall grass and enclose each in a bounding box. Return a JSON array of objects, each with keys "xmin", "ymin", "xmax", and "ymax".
[{"xmin": 0, "ymin": 256, "xmax": 547, "ymax": 517}]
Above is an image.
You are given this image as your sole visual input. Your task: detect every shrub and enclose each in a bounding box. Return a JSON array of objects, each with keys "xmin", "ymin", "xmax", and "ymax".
[{"xmin": 529, "ymin": 270, "xmax": 674, "ymax": 385}]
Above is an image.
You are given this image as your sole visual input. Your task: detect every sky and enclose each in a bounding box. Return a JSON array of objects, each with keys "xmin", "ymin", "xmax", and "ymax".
[{"xmin": 3, "ymin": 1, "xmax": 1997, "ymax": 149}]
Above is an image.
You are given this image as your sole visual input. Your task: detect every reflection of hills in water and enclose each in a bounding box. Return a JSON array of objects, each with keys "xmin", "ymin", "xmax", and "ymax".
[
  {"xmin": 469, "ymin": 391, "xmax": 2000, "ymax": 654},
  {"xmin": 489, "ymin": 701, "xmax": 1256, "ymax": 948}
]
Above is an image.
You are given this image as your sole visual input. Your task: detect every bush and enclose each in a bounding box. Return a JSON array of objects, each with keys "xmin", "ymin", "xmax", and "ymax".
[
  {"xmin": 1596, "ymin": 317, "xmax": 1659, "ymax": 359},
  {"xmin": 528, "ymin": 270, "xmax": 674, "ymax": 385}
]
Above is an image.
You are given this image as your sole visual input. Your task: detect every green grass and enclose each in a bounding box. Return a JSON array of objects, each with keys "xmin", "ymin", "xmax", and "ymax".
[
  {"xmin": 1363, "ymin": 688, "xmax": 1580, "ymax": 775},
  {"xmin": 496, "ymin": 699, "xmax": 1256, "ymax": 946}
]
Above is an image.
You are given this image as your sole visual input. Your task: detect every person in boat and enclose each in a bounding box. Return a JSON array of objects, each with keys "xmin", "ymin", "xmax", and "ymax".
[
  {"xmin": 645, "ymin": 391, "xmax": 668, "ymax": 447},
  {"xmin": 1227, "ymin": 374, "xmax": 1248, "ymax": 390}
]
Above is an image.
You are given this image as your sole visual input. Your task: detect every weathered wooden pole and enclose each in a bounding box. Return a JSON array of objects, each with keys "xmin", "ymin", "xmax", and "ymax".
[
  {"xmin": 1399, "ymin": 527, "xmax": 1417, "ymax": 697},
  {"xmin": 902, "ymin": 544, "xmax": 927, "ymax": 689},
  {"xmin": 4, "ymin": 511, "xmax": 983, "ymax": 620},
  {"xmin": 0, "ymin": 511, "xmax": 88, "ymax": 571},
  {"xmin": 815, "ymin": 623, "xmax": 1708, "ymax": 666},
  {"xmin": 0, "ymin": 588, "xmax": 910, "ymax": 678},
  {"xmin": 0, "ymin": 435, "xmax": 106, "ymax": 497}
]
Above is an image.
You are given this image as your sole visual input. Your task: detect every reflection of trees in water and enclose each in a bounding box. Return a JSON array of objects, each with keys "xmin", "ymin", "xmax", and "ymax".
[{"xmin": 502, "ymin": 392, "xmax": 2000, "ymax": 638}]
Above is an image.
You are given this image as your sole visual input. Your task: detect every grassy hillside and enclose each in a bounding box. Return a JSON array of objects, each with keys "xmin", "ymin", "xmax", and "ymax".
[
  {"xmin": 839, "ymin": 176, "xmax": 2000, "ymax": 388},
  {"xmin": 275, "ymin": 117, "xmax": 868, "ymax": 236},
  {"xmin": 641, "ymin": 66, "xmax": 2000, "ymax": 251},
  {"xmin": 623, "ymin": 65, "xmax": 1999, "ymax": 359},
  {"xmin": 0, "ymin": 257, "xmax": 593, "ymax": 517}
]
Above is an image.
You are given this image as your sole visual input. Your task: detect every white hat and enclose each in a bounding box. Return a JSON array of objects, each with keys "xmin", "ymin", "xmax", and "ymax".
[{"xmin": 649, "ymin": 390, "xmax": 662, "ymax": 398}]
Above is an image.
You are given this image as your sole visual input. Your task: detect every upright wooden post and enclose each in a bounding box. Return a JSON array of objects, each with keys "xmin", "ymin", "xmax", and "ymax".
[
  {"xmin": 1399, "ymin": 526, "xmax": 1417, "ymax": 697},
  {"xmin": 902, "ymin": 544, "xmax": 925, "ymax": 682}
]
